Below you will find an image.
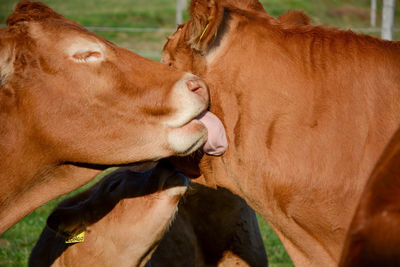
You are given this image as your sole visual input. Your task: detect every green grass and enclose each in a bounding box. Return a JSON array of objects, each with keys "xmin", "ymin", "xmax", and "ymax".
[
  {"xmin": 257, "ymin": 215, "xmax": 294, "ymax": 266},
  {"xmin": 0, "ymin": 0, "xmax": 399, "ymax": 266}
]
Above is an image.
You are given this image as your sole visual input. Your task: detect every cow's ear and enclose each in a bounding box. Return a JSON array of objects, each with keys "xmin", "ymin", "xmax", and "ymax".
[
  {"xmin": 278, "ymin": 10, "xmax": 311, "ymax": 26},
  {"xmin": 6, "ymin": 1, "xmax": 64, "ymax": 26},
  {"xmin": 187, "ymin": 0, "xmax": 225, "ymax": 52},
  {"xmin": 0, "ymin": 34, "xmax": 15, "ymax": 87},
  {"xmin": 230, "ymin": 0, "xmax": 265, "ymax": 12}
]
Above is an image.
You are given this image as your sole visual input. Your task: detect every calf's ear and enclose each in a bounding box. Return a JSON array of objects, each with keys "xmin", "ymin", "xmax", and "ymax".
[
  {"xmin": 187, "ymin": 0, "xmax": 224, "ymax": 52},
  {"xmin": 47, "ymin": 207, "xmax": 86, "ymax": 238},
  {"xmin": 0, "ymin": 34, "xmax": 14, "ymax": 87}
]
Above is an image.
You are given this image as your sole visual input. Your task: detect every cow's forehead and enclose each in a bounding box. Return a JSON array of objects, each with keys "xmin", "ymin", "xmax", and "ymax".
[
  {"xmin": 28, "ymin": 21, "xmax": 106, "ymax": 56},
  {"xmin": 29, "ymin": 20, "xmax": 97, "ymax": 42}
]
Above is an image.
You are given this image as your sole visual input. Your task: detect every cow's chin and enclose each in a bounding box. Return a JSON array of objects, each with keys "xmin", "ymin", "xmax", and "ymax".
[{"xmin": 167, "ymin": 119, "xmax": 208, "ymax": 156}]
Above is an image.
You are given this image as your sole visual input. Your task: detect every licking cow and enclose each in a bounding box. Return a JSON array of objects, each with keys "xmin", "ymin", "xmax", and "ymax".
[{"xmin": 0, "ymin": 1, "xmax": 226, "ymax": 233}]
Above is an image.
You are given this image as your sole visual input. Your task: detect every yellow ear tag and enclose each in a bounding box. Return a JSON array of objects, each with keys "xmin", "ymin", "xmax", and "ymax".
[{"xmin": 65, "ymin": 231, "xmax": 85, "ymax": 244}]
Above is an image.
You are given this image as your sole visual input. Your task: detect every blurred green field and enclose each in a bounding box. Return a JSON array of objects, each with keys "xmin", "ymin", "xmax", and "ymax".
[
  {"xmin": 0, "ymin": 0, "xmax": 399, "ymax": 266},
  {"xmin": 1, "ymin": 0, "xmax": 399, "ymax": 58}
]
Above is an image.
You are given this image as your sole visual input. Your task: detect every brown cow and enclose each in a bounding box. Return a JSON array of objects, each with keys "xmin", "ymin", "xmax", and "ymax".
[
  {"xmin": 339, "ymin": 126, "xmax": 400, "ymax": 267},
  {"xmin": 162, "ymin": 0, "xmax": 400, "ymax": 265},
  {"xmin": 0, "ymin": 1, "xmax": 226, "ymax": 233},
  {"xmin": 30, "ymin": 164, "xmax": 268, "ymax": 267},
  {"xmin": 29, "ymin": 160, "xmax": 189, "ymax": 267}
]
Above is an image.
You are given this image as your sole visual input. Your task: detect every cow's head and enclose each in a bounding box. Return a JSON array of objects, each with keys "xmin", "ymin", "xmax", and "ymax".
[
  {"xmin": 161, "ymin": 0, "xmax": 267, "ymax": 72},
  {"xmin": 162, "ymin": 0, "xmax": 310, "ymax": 74},
  {"xmin": 0, "ymin": 1, "xmax": 211, "ymax": 166}
]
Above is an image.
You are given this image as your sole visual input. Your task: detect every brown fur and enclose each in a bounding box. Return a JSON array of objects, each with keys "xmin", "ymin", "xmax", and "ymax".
[
  {"xmin": 162, "ymin": 1, "xmax": 400, "ymax": 266},
  {"xmin": 339, "ymin": 127, "xmax": 400, "ymax": 267},
  {"xmin": 0, "ymin": 1, "xmax": 210, "ymax": 233}
]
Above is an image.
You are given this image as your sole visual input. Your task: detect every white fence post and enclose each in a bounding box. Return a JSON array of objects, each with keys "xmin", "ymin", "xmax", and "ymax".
[
  {"xmin": 371, "ymin": 0, "xmax": 377, "ymax": 27},
  {"xmin": 176, "ymin": 0, "xmax": 186, "ymax": 25},
  {"xmin": 381, "ymin": 0, "xmax": 396, "ymax": 40}
]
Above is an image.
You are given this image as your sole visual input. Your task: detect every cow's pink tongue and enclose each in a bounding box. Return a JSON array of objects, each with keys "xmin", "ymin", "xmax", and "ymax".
[{"xmin": 197, "ymin": 111, "xmax": 228, "ymax": 156}]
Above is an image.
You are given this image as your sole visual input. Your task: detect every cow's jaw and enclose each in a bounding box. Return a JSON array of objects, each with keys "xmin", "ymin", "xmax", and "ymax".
[
  {"xmin": 165, "ymin": 73, "xmax": 209, "ymax": 155},
  {"xmin": 165, "ymin": 73, "xmax": 227, "ymax": 156},
  {"xmin": 164, "ymin": 73, "xmax": 209, "ymax": 128}
]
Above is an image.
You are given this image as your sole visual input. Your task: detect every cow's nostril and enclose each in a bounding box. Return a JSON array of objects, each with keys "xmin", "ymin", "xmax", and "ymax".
[
  {"xmin": 186, "ymin": 80, "xmax": 201, "ymax": 92},
  {"xmin": 185, "ymin": 79, "xmax": 209, "ymax": 103}
]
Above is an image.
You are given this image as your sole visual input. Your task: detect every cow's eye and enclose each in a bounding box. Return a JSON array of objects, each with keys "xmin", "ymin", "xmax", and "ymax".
[{"xmin": 72, "ymin": 50, "xmax": 103, "ymax": 63}]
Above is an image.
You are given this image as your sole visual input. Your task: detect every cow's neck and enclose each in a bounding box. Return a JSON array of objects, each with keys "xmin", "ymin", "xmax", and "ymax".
[
  {"xmin": 0, "ymin": 152, "xmax": 48, "ymax": 232},
  {"xmin": 198, "ymin": 46, "xmax": 400, "ymax": 265},
  {"xmin": 0, "ymin": 135, "xmax": 100, "ymax": 233},
  {"xmin": 56, "ymin": 198, "xmax": 176, "ymax": 267}
]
